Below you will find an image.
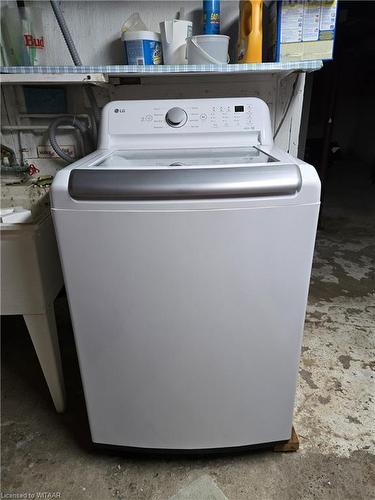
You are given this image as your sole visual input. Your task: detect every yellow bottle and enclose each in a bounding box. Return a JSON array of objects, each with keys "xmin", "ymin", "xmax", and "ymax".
[{"xmin": 237, "ymin": 0, "xmax": 263, "ymax": 63}]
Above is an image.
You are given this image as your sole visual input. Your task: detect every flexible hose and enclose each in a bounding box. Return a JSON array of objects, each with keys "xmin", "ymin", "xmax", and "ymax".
[
  {"xmin": 48, "ymin": 116, "xmax": 89, "ymax": 163},
  {"xmin": 50, "ymin": 0, "xmax": 101, "ymax": 126},
  {"xmin": 85, "ymin": 86, "xmax": 101, "ymax": 128},
  {"xmin": 50, "ymin": 0, "xmax": 82, "ymax": 65}
]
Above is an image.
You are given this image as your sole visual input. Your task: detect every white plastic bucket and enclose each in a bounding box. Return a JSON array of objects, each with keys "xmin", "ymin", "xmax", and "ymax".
[
  {"xmin": 121, "ymin": 31, "xmax": 162, "ymax": 65},
  {"xmin": 160, "ymin": 19, "xmax": 192, "ymax": 65},
  {"xmin": 186, "ymin": 35, "xmax": 229, "ymax": 64}
]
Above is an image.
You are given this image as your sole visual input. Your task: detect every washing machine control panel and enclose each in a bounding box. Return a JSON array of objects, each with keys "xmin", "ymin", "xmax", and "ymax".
[
  {"xmin": 149, "ymin": 103, "xmax": 254, "ymax": 131},
  {"xmin": 102, "ymin": 98, "xmax": 273, "ymax": 147}
]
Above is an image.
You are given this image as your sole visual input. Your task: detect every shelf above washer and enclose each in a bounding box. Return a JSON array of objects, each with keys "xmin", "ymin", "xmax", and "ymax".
[
  {"xmin": 0, "ymin": 72, "xmax": 108, "ymax": 84},
  {"xmin": 0, "ymin": 60, "xmax": 323, "ymax": 84}
]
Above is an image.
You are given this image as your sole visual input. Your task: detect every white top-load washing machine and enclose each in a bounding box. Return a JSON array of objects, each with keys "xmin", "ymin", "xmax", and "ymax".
[{"xmin": 51, "ymin": 97, "xmax": 320, "ymax": 452}]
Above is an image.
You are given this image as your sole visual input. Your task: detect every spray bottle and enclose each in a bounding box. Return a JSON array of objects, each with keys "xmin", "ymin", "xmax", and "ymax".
[{"xmin": 203, "ymin": 1, "xmax": 220, "ymax": 34}]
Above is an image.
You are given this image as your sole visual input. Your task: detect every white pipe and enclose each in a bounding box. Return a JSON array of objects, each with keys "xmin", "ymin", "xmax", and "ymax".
[
  {"xmin": 2, "ymin": 125, "xmax": 78, "ymax": 131},
  {"xmin": 18, "ymin": 113, "xmax": 90, "ymax": 119}
]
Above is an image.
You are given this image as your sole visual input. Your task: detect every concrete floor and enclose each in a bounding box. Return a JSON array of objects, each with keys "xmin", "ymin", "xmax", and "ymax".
[{"xmin": 2, "ymin": 160, "xmax": 375, "ymax": 500}]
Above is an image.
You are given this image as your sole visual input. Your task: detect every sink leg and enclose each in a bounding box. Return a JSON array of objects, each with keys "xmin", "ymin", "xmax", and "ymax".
[{"xmin": 24, "ymin": 304, "xmax": 66, "ymax": 413}]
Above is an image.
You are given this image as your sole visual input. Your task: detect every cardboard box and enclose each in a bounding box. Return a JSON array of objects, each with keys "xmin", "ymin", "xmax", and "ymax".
[{"xmin": 265, "ymin": 1, "xmax": 338, "ymax": 62}]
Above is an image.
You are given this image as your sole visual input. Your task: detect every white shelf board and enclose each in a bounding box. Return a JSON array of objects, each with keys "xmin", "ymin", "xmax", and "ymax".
[
  {"xmin": 0, "ymin": 73, "xmax": 108, "ymax": 84},
  {"xmin": 0, "ymin": 61, "xmax": 322, "ymax": 84}
]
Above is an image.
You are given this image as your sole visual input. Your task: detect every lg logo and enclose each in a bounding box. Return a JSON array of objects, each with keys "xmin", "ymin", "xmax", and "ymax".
[{"xmin": 114, "ymin": 108, "xmax": 126, "ymax": 113}]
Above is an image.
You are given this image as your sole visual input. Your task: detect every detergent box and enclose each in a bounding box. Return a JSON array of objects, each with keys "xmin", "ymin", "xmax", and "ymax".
[{"xmin": 264, "ymin": 0, "xmax": 338, "ymax": 62}]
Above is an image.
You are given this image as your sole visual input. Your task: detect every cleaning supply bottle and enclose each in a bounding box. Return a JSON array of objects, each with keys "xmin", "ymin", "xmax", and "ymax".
[
  {"xmin": 1, "ymin": 1, "xmax": 46, "ymax": 66},
  {"xmin": 203, "ymin": 0, "xmax": 220, "ymax": 34},
  {"xmin": 237, "ymin": 0, "xmax": 263, "ymax": 63}
]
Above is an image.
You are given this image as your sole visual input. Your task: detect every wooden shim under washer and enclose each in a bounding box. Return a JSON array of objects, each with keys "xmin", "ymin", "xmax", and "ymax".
[{"xmin": 273, "ymin": 426, "xmax": 299, "ymax": 452}]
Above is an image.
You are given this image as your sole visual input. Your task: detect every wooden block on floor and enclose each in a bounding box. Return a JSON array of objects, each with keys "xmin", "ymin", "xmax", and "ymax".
[{"xmin": 273, "ymin": 426, "xmax": 299, "ymax": 452}]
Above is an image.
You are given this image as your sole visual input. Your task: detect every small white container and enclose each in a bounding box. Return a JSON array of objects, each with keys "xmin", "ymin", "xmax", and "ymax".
[
  {"xmin": 121, "ymin": 31, "xmax": 162, "ymax": 65},
  {"xmin": 160, "ymin": 20, "xmax": 192, "ymax": 65},
  {"xmin": 121, "ymin": 13, "xmax": 147, "ymax": 33},
  {"xmin": 186, "ymin": 35, "xmax": 229, "ymax": 64}
]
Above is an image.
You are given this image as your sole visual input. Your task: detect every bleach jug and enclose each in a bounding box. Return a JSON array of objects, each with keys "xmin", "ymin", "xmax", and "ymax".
[{"xmin": 237, "ymin": 0, "xmax": 262, "ymax": 63}]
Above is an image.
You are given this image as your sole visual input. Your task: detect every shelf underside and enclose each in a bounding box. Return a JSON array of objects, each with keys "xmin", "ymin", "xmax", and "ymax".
[{"xmin": 0, "ymin": 61, "xmax": 323, "ymax": 84}]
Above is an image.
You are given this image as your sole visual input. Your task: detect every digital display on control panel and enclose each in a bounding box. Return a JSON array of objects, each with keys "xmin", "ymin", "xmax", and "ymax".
[{"xmin": 235, "ymin": 105, "xmax": 244, "ymax": 112}]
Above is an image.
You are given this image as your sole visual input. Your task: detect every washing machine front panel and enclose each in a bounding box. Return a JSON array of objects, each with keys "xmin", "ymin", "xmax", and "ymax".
[{"xmin": 53, "ymin": 201, "xmax": 319, "ymax": 449}]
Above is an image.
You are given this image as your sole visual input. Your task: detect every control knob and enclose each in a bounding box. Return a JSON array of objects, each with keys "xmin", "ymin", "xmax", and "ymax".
[{"xmin": 165, "ymin": 107, "xmax": 188, "ymax": 128}]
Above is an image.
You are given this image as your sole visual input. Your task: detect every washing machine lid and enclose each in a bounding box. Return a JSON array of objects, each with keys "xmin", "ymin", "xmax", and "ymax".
[
  {"xmin": 68, "ymin": 147, "xmax": 301, "ymax": 201},
  {"xmin": 94, "ymin": 147, "xmax": 277, "ymax": 169}
]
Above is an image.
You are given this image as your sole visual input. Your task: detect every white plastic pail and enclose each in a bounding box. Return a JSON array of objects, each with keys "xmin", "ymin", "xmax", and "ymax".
[{"xmin": 186, "ymin": 35, "xmax": 229, "ymax": 64}]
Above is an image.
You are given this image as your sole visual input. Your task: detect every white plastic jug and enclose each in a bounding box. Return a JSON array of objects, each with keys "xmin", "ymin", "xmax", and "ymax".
[
  {"xmin": 1, "ymin": 2, "xmax": 47, "ymax": 65},
  {"xmin": 186, "ymin": 35, "xmax": 229, "ymax": 64},
  {"xmin": 160, "ymin": 20, "xmax": 192, "ymax": 65}
]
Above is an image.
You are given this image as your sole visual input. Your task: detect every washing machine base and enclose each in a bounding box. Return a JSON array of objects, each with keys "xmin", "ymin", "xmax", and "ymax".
[{"xmin": 92, "ymin": 427, "xmax": 299, "ymax": 455}]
